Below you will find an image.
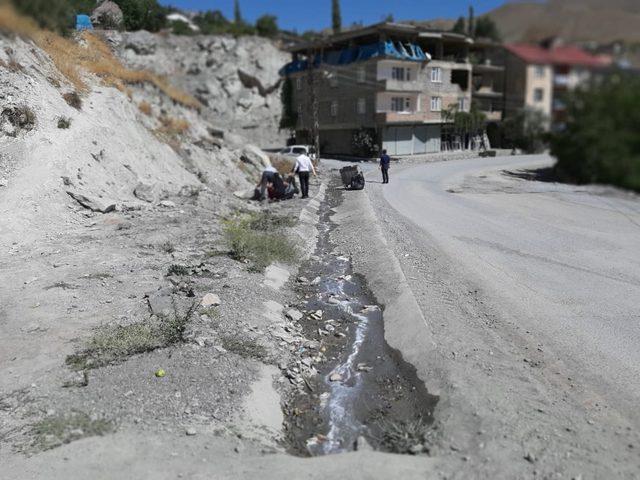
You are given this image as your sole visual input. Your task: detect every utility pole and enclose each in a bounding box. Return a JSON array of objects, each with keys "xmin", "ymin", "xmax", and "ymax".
[{"xmin": 307, "ymin": 48, "xmax": 321, "ymax": 164}]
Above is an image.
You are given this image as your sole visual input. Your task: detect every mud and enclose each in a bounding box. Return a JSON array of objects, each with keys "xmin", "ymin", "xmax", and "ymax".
[{"xmin": 283, "ymin": 182, "xmax": 438, "ymax": 456}]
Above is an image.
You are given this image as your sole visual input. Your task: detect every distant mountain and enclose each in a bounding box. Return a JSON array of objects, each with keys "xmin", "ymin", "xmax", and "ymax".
[{"xmin": 487, "ymin": 0, "xmax": 640, "ymax": 44}]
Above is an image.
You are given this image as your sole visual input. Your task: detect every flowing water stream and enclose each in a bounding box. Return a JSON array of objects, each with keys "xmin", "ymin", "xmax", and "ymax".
[{"xmin": 284, "ymin": 185, "xmax": 438, "ymax": 455}]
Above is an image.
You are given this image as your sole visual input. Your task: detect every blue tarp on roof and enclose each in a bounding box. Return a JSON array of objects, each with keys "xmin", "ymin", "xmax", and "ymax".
[
  {"xmin": 280, "ymin": 41, "xmax": 427, "ymax": 76},
  {"xmin": 76, "ymin": 15, "xmax": 93, "ymax": 31}
]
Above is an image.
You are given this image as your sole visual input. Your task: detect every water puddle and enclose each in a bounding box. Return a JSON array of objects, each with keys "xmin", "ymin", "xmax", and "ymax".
[{"xmin": 283, "ymin": 183, "xmax": 438, "ymax": 456}]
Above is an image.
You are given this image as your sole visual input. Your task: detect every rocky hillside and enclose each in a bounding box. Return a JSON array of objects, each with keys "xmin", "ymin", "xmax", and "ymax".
[
  {"xmin": 487, "ymin": 0, "xmax": 640, "ymax": 44},
  {"xmin": 111, "ymin": 31, "xmax": 290, "ymax": 149}
]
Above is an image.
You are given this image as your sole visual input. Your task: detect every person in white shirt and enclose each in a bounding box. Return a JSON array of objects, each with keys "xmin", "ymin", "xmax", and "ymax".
[{"xmin": 292, "ymin": 154, "xmax": 316, "ymax": 199}]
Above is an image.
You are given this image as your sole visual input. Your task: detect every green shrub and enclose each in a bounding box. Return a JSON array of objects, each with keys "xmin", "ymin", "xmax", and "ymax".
[
  {"xmin": 113, "ymin": 0, "xmax": 167, "ymax": 32},
  {"xmin": 256, "ymin": 14, "xmax": 278, "ymax": 37},
  {"xmin": 502, "ymin": 108, "xmax": 548, "ymax": 153},
  {"xmin": 224, "ymin": 212, "xmax": 298, "ymax": 272},
  {"xmin": 551, "ymin": 73, "xmax": 640, "ymax": 192},
  {"xmin": 57, "ymin": 116, "xmax": 72, "ymax": 129}
]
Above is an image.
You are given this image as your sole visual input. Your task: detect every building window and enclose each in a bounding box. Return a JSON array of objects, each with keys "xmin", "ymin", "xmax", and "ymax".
[
  {"xmin": 430, "ymin": 96, "xmax": 442, "ymax": 112},
  {"xmin": 330, "ymin": 100, "xmax": 338, "ymax": 117},
  {"xmin": 296, "ymin": 77, "xmax": 302, "ymax": 91},
  {"xmin": 431, "ymin": 67, "xmax": 442, "ymax": 83},
  {"xmin": 534, "ymin": 88, "xmax": 544, "ymax": 102},
  {"xmin": 534, "ymin": 65, "xmax": 545, "ymax": 78},
  {"xmin": 392, "ymin": 67, "xmax": 406, "ymax": 81},
  {"xmin": 357, "ymin": 67, "xmax": 366, "ymax": 83},
  {"xmin": 391, "ymin": 97, "xmax": 411, "ymax": 112},
  {"xmin": 458, "ymin": 97, "xmax": 467, "ymax": 112},
  {"xmin": 297, "ymin": 103, "xmax": 303, "ymax": 115},
  {"xmin": 357, "ymin": 98, "xmax": 366, "ymax": 114}
]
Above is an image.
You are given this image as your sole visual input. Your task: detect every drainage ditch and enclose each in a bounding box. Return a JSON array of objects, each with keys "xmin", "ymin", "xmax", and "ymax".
[{"xmin": 282, "ymin": 182, "xmax": 438, "ymax": 456}]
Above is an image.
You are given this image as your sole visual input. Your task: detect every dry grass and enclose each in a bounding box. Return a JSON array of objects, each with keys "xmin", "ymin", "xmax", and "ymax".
[
  {"xmin": 138, "ymin": 100, "xmax": 152, "ymax": 116},
  {"xmin": 156, "ymin": 115, "xmax": 190, "ymax": 137},
  {"xmin": 269, "ymin": 154, "xmax": 295, "ymax": 175},
  {"xmin": 0, "ymin": 4, "xmax": 200, "ymax": 109}
]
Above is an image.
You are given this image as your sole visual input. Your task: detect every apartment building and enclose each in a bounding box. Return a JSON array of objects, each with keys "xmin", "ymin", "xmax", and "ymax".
[
  {"xmin": 282, "ymin": 23, "xmax": 473, "ymax": 156},
  {"xmin": 502, "ymin": 41, "xmax": 612, "ymax": 129}
]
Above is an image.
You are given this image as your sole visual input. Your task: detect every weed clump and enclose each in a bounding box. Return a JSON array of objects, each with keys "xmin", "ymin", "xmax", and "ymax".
[
  {"xmin": 31, "ymin": 411, "xmax": 113, "ymax": 451},
  {"xmin": 224, "ymin": 212, "xmax": 298, "ymax": 272},
  {"xmin": 221, "ymin": 335, "xmax": 269, "ymax": 361},
  {"xmin": 1, "ymin": 105, "xmax": 35, "ymax": 135},
  {"xmin": 138, "ymin": 101, "xmax": 152, "ymax": 116},
  {"xmin": 66, "ymin": 300, "xmax": 198, "ymax": 371},
  {"xmin": 62, "ymin": 91, "xmax": 82, "ymax": 110},
  {"xmin": 57, "ymin": 116, "xmax": 71, "ymax": 129},
  {"xmin": 376, "ymin": 416, "xmax": 430, "ymax": 454},
  {"xmin": 167, "ymin": 264, "xmax": 190, "ymax": 276}
]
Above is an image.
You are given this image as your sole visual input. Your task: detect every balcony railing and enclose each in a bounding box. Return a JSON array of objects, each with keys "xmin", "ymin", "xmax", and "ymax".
[
  {"xmin": 378, "ymin": 78, "xmax": 423, "ymax": 92},
  {"xmin": 376, "ymin": 111, "xmax": 439, "ymax": 123}
]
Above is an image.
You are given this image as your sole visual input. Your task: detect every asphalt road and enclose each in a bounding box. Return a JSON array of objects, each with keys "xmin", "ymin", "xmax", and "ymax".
[{"xmin": 381, "ymin": 154, "xmax": 640, "ymax": 400}]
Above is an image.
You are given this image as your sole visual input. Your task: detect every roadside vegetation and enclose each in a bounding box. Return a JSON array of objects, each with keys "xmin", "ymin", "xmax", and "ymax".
[
  {"xmin": 31, "ymin": 411, "xmax": 114, "ymax": 451},
  {"xmin": 0, "ymin": 4, "xmax": 199, "ymax": 108},
  {"xmin": 65, "ymin": 300, "xmax": 198, "ymax": 370},
  {"xmin": 224, "ymin": 211, "xmax": 298, "ymax": 272},
  {"xmin": 551, "ymin": 73, "xmax": 640, "ymax": 192}
]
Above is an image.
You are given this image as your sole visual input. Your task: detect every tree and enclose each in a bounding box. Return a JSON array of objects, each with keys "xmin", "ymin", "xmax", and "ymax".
[
  {"xmin": 256, "ymin": 14, "xmax": 278, "ymax": 37},
  {"xmin": 551, "ymin": 74, "xmax": 640, "ymax": 192},
  {"xmin": 12, "ymin": 0, "xmax": 95, "ymax": 34},
  {"xmin": 502, "ymin": 108, "xmax": 548, "ymax": 153},
  {"xmin": 332, "ymin": 0, "xmax": 341, "ymax": 34},
  {"xmin": 451, "ymin": 16, "xmax": 466, "ymax": 35},
  {"xmin": 113, "ymin": 0, "xmax": 168, "ymax": 32},
  {"xmin": 474, "ymin": 16, "xmax": 501, "ymax": 41},
  {"xmin": 279, "ymin": 77, "xmax": 298, "ymax": 131},
  {"xmin": 193, "ymin": 10, "xmax": 230, "ymax": 35},
  {"xmin": 443, "ymin": 102, "xmax": 487, "ymax": 149},
  {"xmin": 234, "ymin": 0, "xmax": 242, "ymax": 24},
  {"xmin": 467, "ymin": 5, "xmax": 475, "ymax": 37}
]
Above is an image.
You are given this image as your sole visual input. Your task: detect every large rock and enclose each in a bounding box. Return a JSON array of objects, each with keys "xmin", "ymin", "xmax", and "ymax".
[
  {"xmin": 133, "ymin": 182, "xmax": 159, "ymax": 203},
  {"xmin": 91, "ymin": 0, "xmax": 124, "ymax": 29},
  {"xmin": 238, "ymin": 145, "xmax": 271, "ymax": 171},
  {"xmin": 67, "ymin": 191, "xmax": 116, "ymax": 213}
]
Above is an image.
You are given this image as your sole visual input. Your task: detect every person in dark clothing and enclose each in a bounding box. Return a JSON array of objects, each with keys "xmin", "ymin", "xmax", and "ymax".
[
  {"xmin": 380, "ymin": 149, "xmax": 391, "ymax": 184},
  {"xmin": 257, "ymin": 166, "xmax": 278, "ymax": 200}
]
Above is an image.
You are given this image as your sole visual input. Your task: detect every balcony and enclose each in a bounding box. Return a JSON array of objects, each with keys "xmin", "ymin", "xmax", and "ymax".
[
  {"xmin": 480, "ymin": 110, "xmax": 502, "ymax": 122},
  {"xmin": 376, "ymin": 111, "xmax": 439, "ymax": 124},
  {"xmin": 472, "ymin": 87, "xmax": 503, "ymax": 99},
  {"xmin": 378, "ymin": 78, "xmax": 423, "ymax": 92}
]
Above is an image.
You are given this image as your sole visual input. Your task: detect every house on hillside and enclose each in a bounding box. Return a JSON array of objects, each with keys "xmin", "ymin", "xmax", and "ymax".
[
  {"xmin": 282, "ymin": 22, "xmax": 478, "ymax": 157},
  {"xmin": 501, "ymin": 40, "xmax": 612, "ymax": 129}
]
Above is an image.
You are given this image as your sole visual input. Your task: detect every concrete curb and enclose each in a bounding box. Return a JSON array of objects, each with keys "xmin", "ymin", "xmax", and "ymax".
[
  {"xmin": 292, "ymin": 180, "xmax": 328, "ymax": 262},
  {"xmin": 330, "ymin": 176, "xmax": 445, "ymax": 396}
]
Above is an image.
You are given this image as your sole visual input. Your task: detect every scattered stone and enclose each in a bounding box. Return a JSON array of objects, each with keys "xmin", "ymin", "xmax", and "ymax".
[
  {"xmin": 159, "ymin": 200, "xmax": 176, "ymax": 208},
  {"xmin": 285, "ymin": 309, "xmax": 304, "ymax": 322},
  {"xmin": 185, "ymin": 428, "xmax": 197, "ymax": 436},
  {"xmin": 329, "ymin": 372, "xmax": 342, "ymax": 382},
  {"xmin": 524, "ymin": 452, "xmax": 537, "ymax": 463},
  {"xmin": 201, "ymin": 293, "xmax": 221, "ymax": 307}
]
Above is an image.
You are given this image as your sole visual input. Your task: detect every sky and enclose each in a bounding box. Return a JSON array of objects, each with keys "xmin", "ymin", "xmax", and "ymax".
[{"xmin": 158, "ymin": 0, "xmax": 508, "ymax": 33}]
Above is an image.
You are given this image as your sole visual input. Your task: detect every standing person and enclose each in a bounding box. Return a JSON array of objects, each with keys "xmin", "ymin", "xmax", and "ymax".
[
  {"xmin": 292, "ymin": 152, "xmax": 316, "ymax": 199},
  {"xmin": 380, "ymin": 149, "xmax": 391, "ymax": 184}
]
